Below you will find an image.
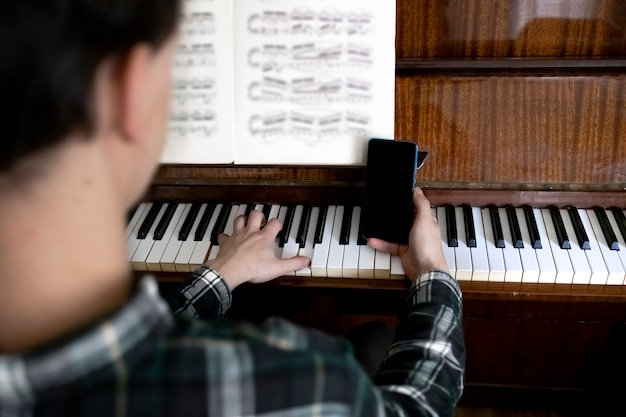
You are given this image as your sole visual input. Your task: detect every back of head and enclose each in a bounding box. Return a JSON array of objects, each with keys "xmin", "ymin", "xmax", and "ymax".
[{"xmin": 0, "ymin": 0, "xmax": 181, "ymax": 173}]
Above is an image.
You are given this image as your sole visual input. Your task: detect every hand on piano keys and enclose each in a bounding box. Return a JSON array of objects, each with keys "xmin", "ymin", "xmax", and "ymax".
[
  {"xmin": 126, "ymin": 199, "xmax": 626, "ymax": 287},
  {"xmin": 126, "ymin": 200, "xmax": 408, "ymax": 281}
]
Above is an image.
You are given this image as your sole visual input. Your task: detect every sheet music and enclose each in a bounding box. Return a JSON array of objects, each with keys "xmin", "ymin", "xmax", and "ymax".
[
  {"xmin": 162, "ymin": 0, "xmax": 234, "ymax": 163},
  {"xmin": 162, "ymin": 0, "xmax": 395, "ymax": 165}
]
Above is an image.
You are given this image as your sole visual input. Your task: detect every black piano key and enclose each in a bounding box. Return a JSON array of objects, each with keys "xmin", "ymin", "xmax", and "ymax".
[
  {"xmin": 548, "ymin": 206, "xmax": 570, "ymax": 249},
  {"xmin": 278, "ymin": 204, "xmax": 295, "ymax": 247},
  {"xmin": 314, "ymin": 205, "xmax": 329, "ymax": 244},
  {"xmin": 357, "ymin": 207, "xmax": 367, "ymax": 245},
  {"xmin": 244, "ymin": 203, "xmax": 255, "ymax": 217},
  {"xmin": 194, "ymin": 202, "xmax": 217, "ymax": 242},
  {"xmin": 488, "ymin": 205, "xmax": 505, "ymax": 248},
  {"xmin": 567, "ymin": 207, "xmax": 590, "ymax": 250},
  {"xmin": 137, "ymin": 200, "xmax": 163, "ymax": 239},
  {"xmin": 505, "ymin": 205, "xmax": 524, "ymax": 249},
  {"xmin": 444, "ymin": 204, "xmax": 458, "ymax": 247},
  {"xmin": 462, "ymin": 204, "xmax": 476, "ymax": 248},
  {"xmin": 211, "ymin": 204, "xmax": 232, "ymax": 245},
  {"xmin": 296, "ymin": 204, "xmax": 312, "ymax": 248},
  {"xmin": 261, "ymin": 204, "xmax": 272, "ymax": 221},
  {"xmin": 178, "ymin": 202, "xmax": 202, "ymax": 241},
  {"xmin": 339, "ymin": 205, "xmax": 353, "ymax": 245},
  {"xmin": 153, "ymin": 202, "xmax": 177, "ymax": 241},
  {"xmin": 610, "ymin": 207, "xmax": 626, "ymax": 244},
  {"xmin": 522, "ymin": 205, "xmax": 542, "ymax": 249},
  {"xmin": 127, "ymin": 205, "xmax": 139, "ymax": 224},
  {"xmin": 594, "ymin": 207, "xmax": 619, "ymax": 251}
]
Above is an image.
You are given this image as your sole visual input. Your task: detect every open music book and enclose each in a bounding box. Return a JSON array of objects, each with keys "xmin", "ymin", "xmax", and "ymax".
[{"xmin": 162, "ymin": 0, "xmax": 396, "ymax": 165}]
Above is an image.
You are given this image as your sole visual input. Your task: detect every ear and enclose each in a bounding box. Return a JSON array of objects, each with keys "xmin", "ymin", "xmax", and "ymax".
[{"xmin": 116, "ymin": 43, "xmax": 153, "ymax": 144}]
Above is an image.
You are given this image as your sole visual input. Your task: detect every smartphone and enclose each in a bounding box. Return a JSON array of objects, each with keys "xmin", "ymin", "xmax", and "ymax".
[{"xmin": 363, "ymin": 138, "xmax": 418, "ymax": 244}]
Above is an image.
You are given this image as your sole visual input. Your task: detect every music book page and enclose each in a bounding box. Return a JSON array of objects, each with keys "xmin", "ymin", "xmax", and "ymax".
[{"xmin": 162, "ymin": 0, "xmax": 396, "ymax": 165}]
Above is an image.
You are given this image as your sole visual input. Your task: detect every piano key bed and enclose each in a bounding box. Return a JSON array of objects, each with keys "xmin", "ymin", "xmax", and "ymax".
[{"xmin": 128, "ymin": 200, "xmax": 626, "ymax": 292}]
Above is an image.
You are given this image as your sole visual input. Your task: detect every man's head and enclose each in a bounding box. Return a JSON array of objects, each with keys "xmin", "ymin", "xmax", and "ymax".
[{"xmin": 0, "ymin": 0, "xmax": 181, "ymax": 194}]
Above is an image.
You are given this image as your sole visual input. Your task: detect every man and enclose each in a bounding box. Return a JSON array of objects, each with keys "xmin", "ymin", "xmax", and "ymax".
[{"xmin": 0, "ymin": 1, "xmax": 465, "ymax": 416}]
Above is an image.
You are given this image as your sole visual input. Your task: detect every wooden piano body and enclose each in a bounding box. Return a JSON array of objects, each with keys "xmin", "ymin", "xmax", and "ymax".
[{"xmin": 147, "ymin": 0, "xmax": 626, "ymax": 410}]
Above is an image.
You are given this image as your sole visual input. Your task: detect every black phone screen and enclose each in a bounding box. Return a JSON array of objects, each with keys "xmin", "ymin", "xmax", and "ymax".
[{"xmin": 363, "ymin": 139, "xmax": 417, "ymax": 244}]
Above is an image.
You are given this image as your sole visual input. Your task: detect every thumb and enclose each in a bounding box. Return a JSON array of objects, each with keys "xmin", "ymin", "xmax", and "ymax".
[
  {"xmin": 280, "ymin": 256, "xmax": 311, "ymax": 274},
  {"xmin": 367, "ymin": 237, "xmax": 401, "ymax": 256}
]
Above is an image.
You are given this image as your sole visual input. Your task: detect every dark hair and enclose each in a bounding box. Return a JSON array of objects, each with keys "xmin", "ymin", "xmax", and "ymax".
[{"xmin": 0, "ymin": 0, "xmax": 182, "ymax": 172}]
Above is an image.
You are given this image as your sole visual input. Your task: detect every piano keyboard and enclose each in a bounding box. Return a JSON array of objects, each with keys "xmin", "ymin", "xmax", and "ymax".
[{"xmin": 127, "ymin": 201, "xmax": 626, "ymax": 286}]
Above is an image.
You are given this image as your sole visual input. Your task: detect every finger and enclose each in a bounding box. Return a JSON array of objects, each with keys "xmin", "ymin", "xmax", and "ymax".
[
  {"xmin": 247, "ymin": 210, "xmax": 266, "ymax": 230},
  {"xmin": 263, "ymin": 218, "xmax": 283, "ymax": 238},
  {"xmin": 217, "ymin": 232, "xmax": 229, "ymax": 246},
  {"xmin": 367, "ymin": 237, "xmax": 402, "ymax": 256},
  {"xmin": 233, "ymin": 215, "xmax": 247, "ymax": 231},
  {"xmin": 413, "ymin": 189, "xmax": 434, "ymax": 220},
  {"xmin": 278, "ymin": 256, "xmax": 310, "ymax": 274}
]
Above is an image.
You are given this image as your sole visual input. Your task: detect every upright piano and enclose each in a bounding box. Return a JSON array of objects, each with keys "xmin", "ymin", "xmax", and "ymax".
[{"xmin": 136, "ymin": 0, "xmax": 626, "ymax": 410}]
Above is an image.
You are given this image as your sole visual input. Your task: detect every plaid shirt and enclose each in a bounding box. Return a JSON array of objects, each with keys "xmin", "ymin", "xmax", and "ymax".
[{"xmin": 0, "ymin": 267, "xmax": 464, "ymax": 417}]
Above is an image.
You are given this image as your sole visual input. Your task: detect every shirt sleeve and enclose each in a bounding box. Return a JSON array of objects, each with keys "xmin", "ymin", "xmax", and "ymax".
[
  {"xmin": 164, "ymin": 266, "xmax": 232, "ymax": 319},
  {"xmin": 374, "ymin": 270, "xmax": 466, "ymax": 417}
]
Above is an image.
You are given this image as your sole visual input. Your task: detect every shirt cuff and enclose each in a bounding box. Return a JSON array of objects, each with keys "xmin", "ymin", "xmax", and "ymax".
[
  {"xmin": 408, "ymin": 270, "xmax": 463, "ymax": 317},
  {"xmin": 171, "ymin": 266, "xmax": 233, "ymax": 318}
]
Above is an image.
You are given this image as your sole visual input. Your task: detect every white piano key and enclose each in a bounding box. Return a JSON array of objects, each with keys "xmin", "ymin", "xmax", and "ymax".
[
  {"xmin": 374, "ymin": 249, "xmax": 391, "ymax": 279},
  {"xmin": 146, "ymin": 204, "xmax": 187, "ymax": 272},
  {"xmin": 125, "ymin": 204, "xmax": 148, "ymax": 241},
  {"xmin": 605, "ymin": 209, "xmax": 626, "ymax": 285},
  {"xmin": 280, "ymin": 205, "xmax": 304, "ymax": 276},
  {"xmin": 326, "ymin": 206, "xmax": 346, "ymax": 278},
  {"xmin": 342, "ymin": 206, "xmax": 361, "ymax": 279},
  {"xmin": 560, "ymin": 208, "xmax": 592, "ymax": 285},
  {"xmin": 160, "ymin": 204, "xmax": 192, "ymax": 272},
  {"xmin": 174, "ymin": 203, "xmax": 209, "ymax": 272},
  {"xmin": 515, "ymin": 207, "xmax": 540, "ymax": 283},
  {"xmin": 131, "ymin": 203, "xmax": 169, "ymax": 271},
  {"xmin": 188, "ymin": 203, "xmax": 223, "ymax": 270},
  {"xmin": 435, "ymin": 207, "xmax": 457, "ymax": 278},
  {"xmin": 531, "ymin": 208, "xmax": 557, "ymax": 284},
  {"xmin": 453, "ymin": 207, "xmax": 473, "ymax": 281},
  {"xmin": 126, "ymin": 203, "xmax": 152, "ymax": 260},
  {"xmin": 296, "ymin": 207, "xmax": 320, "ymax": 277},
  {"xmin": 481, "ymin": 208, "xmax": 506, "ymax": 282},
  {"xmin": 541, "ymin": 208, "xmax": 574, "ymax": 284},
  {"xmin": 311, "ymin": 205, "xmax": 337, "ymax": 277},
  {"xmin": 469, "ymin": 207, "xmax": 490, "ymax": 282},
  {"xmin": 390, "ymin": 256, "xmax": 405, "ymax": 280},
  {"xmin": 358, "ymin": 242, "xmax": 376, "ymax": 279},
  {"xmin": 498, "ymin": 207, "xmax": 523, "ymax": 282},
  {"xmin": 579, "ymin": 209, "xmax": 611, "ymax": 285}
]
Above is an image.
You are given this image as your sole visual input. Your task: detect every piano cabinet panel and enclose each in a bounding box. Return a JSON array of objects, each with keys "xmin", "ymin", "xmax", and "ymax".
[
  {"xmin": 395, "ymin": 74, "xmax": 626, "ymax": 188},
  {"xmin": 396, "ymin": 0, "xmax": 626, "ymax": 59},
  {"xmin": 463, "ymin": 314, "xmax": 617, "ymax": 392}
]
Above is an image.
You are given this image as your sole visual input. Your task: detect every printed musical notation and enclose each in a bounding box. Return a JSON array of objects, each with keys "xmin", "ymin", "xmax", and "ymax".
[
  {"xmin": 162, "ymin": 0, "xmax": 395, "ymax": 165},
  {"xmin": 181, "ymin": 11, "xmax": 216, "ymax": 37},
  {"xmin": 248, "ymin": 76, "xmax": 372, "ymax": 104},
  {"xmin": 249, "ymin": 109, "xmax": 370, "ymax": 142},
  {"xmin": 248, "ymin": 42, "xmax": 372, "ymax": 72},
  {"xmin": 248, "ymin": 9, "xmax": 374, "ymax": 36}
]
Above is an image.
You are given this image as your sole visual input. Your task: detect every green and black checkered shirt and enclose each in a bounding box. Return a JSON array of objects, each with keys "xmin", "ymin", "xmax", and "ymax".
[{"xmin": 0, "ymin": 267, "xmax": 464, "ymax": 417}]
